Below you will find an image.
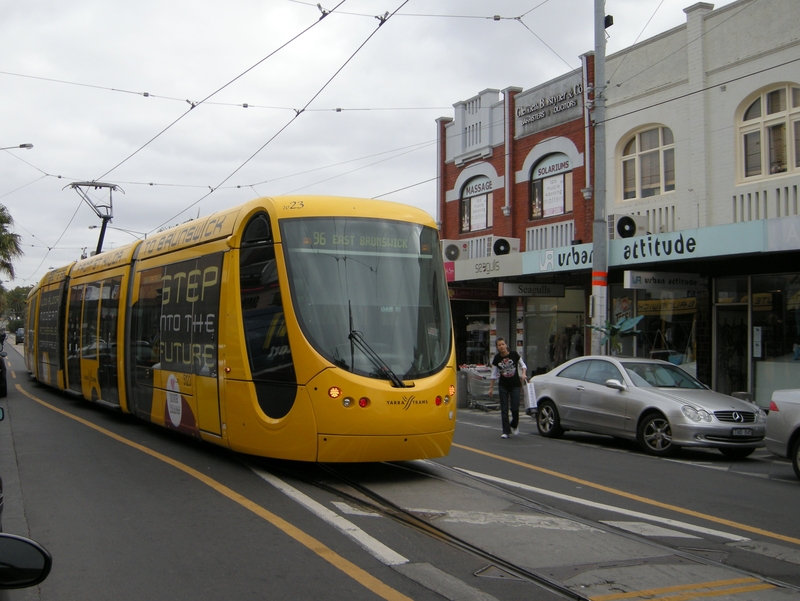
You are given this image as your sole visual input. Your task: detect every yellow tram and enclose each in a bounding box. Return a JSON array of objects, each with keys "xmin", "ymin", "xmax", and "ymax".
[{"xmin": 24, "ymin": 196, "xmax": 456, "ymax": 462}]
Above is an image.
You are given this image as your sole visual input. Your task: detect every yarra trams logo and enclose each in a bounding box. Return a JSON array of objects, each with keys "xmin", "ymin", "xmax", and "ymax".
[{"xmin": 386, "ymin": 395, "xmax": 429, "ymax": 410}]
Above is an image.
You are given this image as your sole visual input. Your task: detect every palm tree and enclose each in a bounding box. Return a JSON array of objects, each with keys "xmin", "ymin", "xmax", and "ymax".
[
  {"xmin": 0, "ymin": 205, "xmax": 23, "ymax": 279},
  {"xmin": 6, "ymin": 286, "xmax": 30, "ymax": 318}
]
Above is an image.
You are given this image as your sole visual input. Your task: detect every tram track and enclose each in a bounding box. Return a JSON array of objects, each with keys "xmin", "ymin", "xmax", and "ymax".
[
  {"xmin": 408, "ymin": 461, "xmax": 800, "ymax": 595},
  {"xmin": 262, "ymin": 459, "xmax": 589, "ymax": 600},
  {"xmin": 265, "ymin": 458, "xmax": 800, "ymax": 600}
]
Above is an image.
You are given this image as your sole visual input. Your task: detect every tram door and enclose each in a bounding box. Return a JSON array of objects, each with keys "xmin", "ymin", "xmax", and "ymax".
[
  {"xmin": 129, "ymin": 254, "xmax": 223, "ymax": 437},
  {"xmin": 66, "ymin": 279, "xmax": 122, "ymax": 404}
]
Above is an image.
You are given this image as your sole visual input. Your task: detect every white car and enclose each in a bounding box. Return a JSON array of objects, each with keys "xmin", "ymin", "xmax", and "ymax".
[{"xmin": 766, "ymin": 389, "xmax": 800, "ymax": 480}]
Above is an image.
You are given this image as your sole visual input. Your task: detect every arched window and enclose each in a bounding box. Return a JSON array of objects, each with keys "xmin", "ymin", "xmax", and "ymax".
[
  {"xmin": 738, "ymin": 84, "xmax": 800, "ymax": 180},
  {"xmin": 620, "ymin": 126, "xmax": 675, "ymax": 200},
  {"xmin": 459, "ymin": 176, "xmax": 493, "ymax": 233},
  {"xmin": 530, "ymin": 153, "xmax": 573, "ymax": 219}
]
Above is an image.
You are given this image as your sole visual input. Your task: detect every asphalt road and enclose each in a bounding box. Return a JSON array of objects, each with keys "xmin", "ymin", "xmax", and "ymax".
[{"xmin": 2, "ymin": 343, "xmax": 800, "ymax": 600}]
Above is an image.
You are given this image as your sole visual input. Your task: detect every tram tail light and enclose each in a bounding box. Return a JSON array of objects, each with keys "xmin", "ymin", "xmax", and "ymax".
[
  {"xmin": 435, "ymin": 396, "xmax": 442, "ymax": 406},
  {"xmin": 358, "ymin": 397, "xmax": 370, "ymax": 408}
]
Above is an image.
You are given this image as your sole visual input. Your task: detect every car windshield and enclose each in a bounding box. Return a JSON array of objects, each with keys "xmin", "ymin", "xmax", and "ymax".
[{"xmin": 623, "ymin": 362, "xmax": 705, "ymax": 389}]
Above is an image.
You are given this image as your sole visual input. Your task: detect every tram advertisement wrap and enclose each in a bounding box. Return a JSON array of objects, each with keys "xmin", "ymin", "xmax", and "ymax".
[{"xmin": 158, "ymin": 253, "xmax": 223, "ymax": 375}]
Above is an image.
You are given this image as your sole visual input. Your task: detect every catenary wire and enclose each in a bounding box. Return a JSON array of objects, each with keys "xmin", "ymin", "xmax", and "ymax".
[
  {"xmin": 150, "ymin": 0, "xmax": 411, "ymax": 232},
  {"xmin": 5, "ymin": 1, "xmax": 787, "ymax": 284},
  {"xmin": 94, "ymin": 1, "xmax": 349, "ymax": 182}
]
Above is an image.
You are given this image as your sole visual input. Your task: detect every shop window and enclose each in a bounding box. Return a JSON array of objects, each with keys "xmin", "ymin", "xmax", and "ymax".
[
  {"xmin": 609, "ymin": 284, "xmax": 699, "ymax": 379},
  {"xmin": 459, "ymin": 176, "xmax": 493, "ymax": 233},
  {"xmin": 524, "ymin": 289, "xmax": 584, "ymax": 374},
  {"xmin": 530, "ymin": 153, "xmax": 573, "ymax": 220},
  {"xmin": 738, "ymin": 84, "xmax": 800, "ymax": 181},
  {"xmin": 713, "ymin": 277, "xmax": 748, "ymax": 397},
  {"xmin": 751, "ymin": 274, "xmax": 800, "ymax": 406},
  {"xmin": 619, "ymin": 127, "xmax": 675, "ymax": 200}
]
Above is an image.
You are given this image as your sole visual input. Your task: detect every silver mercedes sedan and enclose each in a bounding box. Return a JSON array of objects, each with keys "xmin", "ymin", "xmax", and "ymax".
[
  {"xmin": 765, "ymin": 389, "xmax": 800, "ymax": 479},
  {"xmin": 531, "ymin": 356, "xmax": 766, "ymax": 458}
]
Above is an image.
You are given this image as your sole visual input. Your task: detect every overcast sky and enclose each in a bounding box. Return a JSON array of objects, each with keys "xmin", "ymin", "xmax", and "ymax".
[{"xmin": 0, "ymin": 0, "xmax": 736, "ymax": 289}]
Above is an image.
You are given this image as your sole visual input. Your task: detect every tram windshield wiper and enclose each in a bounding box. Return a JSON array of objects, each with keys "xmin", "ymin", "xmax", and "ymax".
[
  {"xmin": 348, "ymin": 329, "xmax": 407, "ymax": 388},
  {"xmin": 348, "ymin": 301, "xmax": 406, "ymax": 388}
]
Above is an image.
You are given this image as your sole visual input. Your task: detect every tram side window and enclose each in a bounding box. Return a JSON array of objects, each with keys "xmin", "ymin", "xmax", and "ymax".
[
  {"xmin": 239, "ymin": 214, "xmax": 295, "ymax": 383},
  {"xmin": 66, "ymin": 284, "xmax": 84, "ymax": 393},
  {"xmin": 132, "ymin": 268, "xmax": 163, "ymax": 371},
  {"xmin": 81, "ymin": 282, "xmax": 102, "ymax": 359},
  {"xmin": 37, "ymin": 285, "xmax": 64, "ymax": 367},
  {"xmin": 98, "ymin": 278, "xmax": 121, "ymax": 358}
]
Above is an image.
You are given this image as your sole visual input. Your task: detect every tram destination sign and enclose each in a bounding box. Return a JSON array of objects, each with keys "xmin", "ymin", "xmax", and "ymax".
[{"xmin": 293, "ymin": 219, "xmax": 424, "ymax": 255}]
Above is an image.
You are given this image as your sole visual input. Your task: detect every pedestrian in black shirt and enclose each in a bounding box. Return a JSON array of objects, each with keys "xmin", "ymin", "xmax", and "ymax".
[{"xmin": 488, "ymin": 337, "xmax": 527, "ymax": 439}]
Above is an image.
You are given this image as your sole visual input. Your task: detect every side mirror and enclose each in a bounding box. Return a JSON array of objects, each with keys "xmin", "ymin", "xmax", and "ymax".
[
  {"xmin": 605, "ymin": 378, "xmax": 626, "ymax": 391},
  {"xmin": 0, "ymin": 533, "xmax": 52, "ymax": 589}
]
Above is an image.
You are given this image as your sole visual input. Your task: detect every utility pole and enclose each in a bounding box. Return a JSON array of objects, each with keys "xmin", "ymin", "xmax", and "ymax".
[{"xmin": 590, "ymin": 0, "xmax": 611, "ymax": 355}]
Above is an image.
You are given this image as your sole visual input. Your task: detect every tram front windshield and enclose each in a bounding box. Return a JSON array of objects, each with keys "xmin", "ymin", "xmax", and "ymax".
[{"xmin": 281, "ymin": 217, "xmax": 452, "ymax": 382}]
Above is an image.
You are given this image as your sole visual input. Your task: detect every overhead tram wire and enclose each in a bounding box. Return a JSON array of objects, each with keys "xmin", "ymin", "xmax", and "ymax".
[
  {"xmin": 57, "ymin": 48, "xmax": 799, "ymax": 241},
  {"xmin": 0, "ymin": 175, "xmax": 49, "ymax": 201},
  {"xmin": 607, "ymin": 0, "xmax": 758, "ymax": 90},
  {"xmin": 604, "ymin": 0, "xmax": 668, "ymax": 86},
  {"xmin": 11, "ymin": 46, "xmax": 792, "ymax": 262},
  {"xmin": 94, "ymin": 0, "xmax": 349, "ymax": 183},
  {"xmin": 151, "ymin": 0, "xmax": 412, "ymax": 233},
  {"xmin": 15, "ymin": 54, "xmax": 793, "ymax": 286},
  {"xmin": 9, "ymin": 2, "xmax": 773, "ymax": 276},
  {"xmin": 290, "ymin": 0, "xmax": 553, "ymax": 22},
  {"xmin": 239, "ymin": 139, "xmax": 435, "ymax": 189},
  {"xmin": 0, "ymin": 70, "xmax": 450, "ymax": 114},
  {"xmin": 19, "ymin": 196, "xmax": 86, "ymax": 284},
  {"xmin": 279, "ymin": 140, "xmax": 435, "ymax": 195},
  {"xmin": 372, "ymin": 176, "xmax": 437, "ymax": 200}
]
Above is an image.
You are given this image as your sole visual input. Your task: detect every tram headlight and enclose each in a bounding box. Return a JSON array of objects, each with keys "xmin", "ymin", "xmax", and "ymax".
[{"xmin": 342, "ymin": 397, "xmax": 354, "ymax": 408}]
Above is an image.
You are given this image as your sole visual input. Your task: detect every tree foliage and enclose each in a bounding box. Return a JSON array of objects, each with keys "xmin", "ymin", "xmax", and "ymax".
[{"xmin": 0, "ymin": 205, "xmax": 22, "ymax": 280}]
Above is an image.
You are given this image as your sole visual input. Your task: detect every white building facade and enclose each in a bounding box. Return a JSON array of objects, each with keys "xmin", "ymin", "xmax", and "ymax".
[{"xmin": 602, "ymin": 0, "xmax": 800, "ymax": 404}]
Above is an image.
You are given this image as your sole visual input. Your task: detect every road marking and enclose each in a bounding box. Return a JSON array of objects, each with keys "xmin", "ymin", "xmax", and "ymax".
[
  {"xmin": 454, "ymin": 468, "xmax": 748, "ymax": 542},
  {"xmin": 452, "ymin": 443, "xmax": 800, "ymax": 546},
  {"xmin": 409, "ymin": 508, "xmax": 601, "ymax": 531},
  {"xmin": 589, "ymin": 577, "xmax": 773, "ymax": 600},
  {"xmin": 249, "ymin": 465, "xmax": 408, "ymax": 566},
  {"xmin": 16, "ymin": 385, "xmax": 414, "ymax": 601},
  {"xmin": 332, "ymin": 501, "xmax": 380, "ymax": 517},
  {"xmin": 601, "ymin": 521, "xmax": 701, "ymax": 539}
]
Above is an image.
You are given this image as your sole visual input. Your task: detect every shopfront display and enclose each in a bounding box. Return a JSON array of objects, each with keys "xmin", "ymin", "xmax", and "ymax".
[
  {"xmin": 523, "ymin": 288, "xmax": 585, "ymax": 376},
  {"xmin": 715, "ymin": 274, "xmax": 800, "ymax": 407}
]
